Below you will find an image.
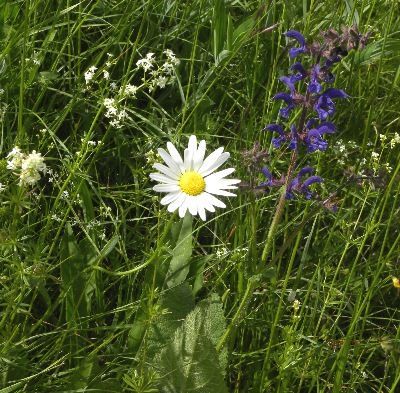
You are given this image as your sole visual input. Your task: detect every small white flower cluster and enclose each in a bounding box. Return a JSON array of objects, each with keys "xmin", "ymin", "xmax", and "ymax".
[
  {"xmin": 390, "ymin": 132, "xmax": 400, "ymax": 149},
  {"xmin": 120, "ymin": 84, "xmax": 139, "ymax": 97},
  {"xmin": 144, "ymin": 149, "xmax": 157, "ymax": 165},
  {"xmin": 136, "ymin": 50, "xmax": 180, "ymax": 93},
  {"xmin": 84, "ymin": 66, "xmax": 97, "ymax": 85},
  {"xmin": 103, "ymin": 98, "xmax": 129, "ymax": 128},
  {"xmin": 80, "ymin": 138, "xmax": 103, "ymax": 147},
  {"xmin": 47, "ymin": 168, "xmax": 59, "ymax": 183},
  {"xmin": 136, "ymin": 52, "xmax": 156, "ymax": 72},
  {"xmin": 25, "ymin": 51, "xmax": 41, "ymax": 66},
  {"xmin": 216, "ymin": 247, "xmax": 229, "ymax": 259},
  {"xmin": 0, "ymin": 183, "xmax": 6, "ymax": 193},
  {"xmin": 6, "ymin": 147, "xmax": 47, "ymax": 186}
]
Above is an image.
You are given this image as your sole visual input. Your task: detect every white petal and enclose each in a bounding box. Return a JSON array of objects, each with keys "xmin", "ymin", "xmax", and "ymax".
[
  {"xmin": 179, "ymin": 195, "xmax": 189, "ymax": 218},
  {"xmin": 193, "ymin": 140, "xmax": 206, "ymax": 171},
  {"xmin": 218, "ymin": 178, "xmax": 241, "ymax": 186},
  {"xmin": 206, "ymin": 187, "xmax": 237, "ymax": 197},
  {"xmin": 188, "ymin": 196, "xmax": 198, "ymax": 216},
  {"xmin": 205, "ymin": 177, "xmax": 240, "ymax": 190},
  {"xmin": 183, "ymin": 135, "xmax": 197, "ymax": 170},
  {"xmin": 198, "ymin": 193, "xmax": 216, "ymax": 213},
  {"xmin": 199, "ymin": 147, "xmax": 224, "ymax": 174},
  {"xmin": 200, "ymin": 152, "xmax": 230, "ymax": 176},
  {"xmin": 167, "ymin": 142, "xmax": 184, "ymax": 170},
  {"xmin": 161, "ymin": 192, "xmax": 181, "ymax": 205},
  {"xmin": 157, "ymin": 148, "xmax": 181, "ymax": 173},
  {"xmin": 167, "ymin": 193, "xmax": 186, "ymax": 212},
  {"xmin": 198, "ymin": 204, "xmax": 206, "ymax": 221},
  {"xmin": 150, "ymin": 173, "xmax": 178, "ymax": 184},
  {"xmin": 188, "ymin": 135, "xmax": 197, "ymax": 156},
  {"xmin": 204, "ymin": 168, "xmax": 236, "ymax": 182},
  {"xmin": 183, "ymin": 148, "xmax": 190, "ymax": 170},
  {"xmin": 153, "ymin": 184, "xmax": 180, "ymax": 193},
  {"xmin": 153, "ymin": 163, "xmax": 180, "ymax": 180},
  {"xmin": 204, "ymin": 192, "xmax": 226, "ymax": 209}
]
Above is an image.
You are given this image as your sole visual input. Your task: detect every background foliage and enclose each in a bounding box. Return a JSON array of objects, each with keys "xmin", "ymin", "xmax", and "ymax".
[{"xmin": 0, "ymin": 0, "xmax": 399, "ymax": 391}]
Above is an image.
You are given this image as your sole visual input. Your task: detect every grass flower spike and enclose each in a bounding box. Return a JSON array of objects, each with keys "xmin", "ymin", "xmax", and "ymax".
[{"xmin": 151, "ymin": 135, "xmax": 240, "ymax": 220}]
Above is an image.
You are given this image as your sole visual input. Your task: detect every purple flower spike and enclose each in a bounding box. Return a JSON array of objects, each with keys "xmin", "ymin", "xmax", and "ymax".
[
  {"xmin": 260, "ymin": 167, "xmax": 273, "ymax": 187},
  {"xmin": 301, "ymin": 176, "xmax": 323, "ymax": 199},
  {"xmin": 290, "ymin": 62, "xmax": 307, "ymax": 82},
  {"xmin": 317, "ymin": 122, "xmax": 336, "ymax": 134},
  {"xmin": 285, "ymin": 30, "xmax": 307, "ymax": 58},
  {"xmin": 305, "ymin": 123, "xmax": 336, "ymax": 152},
  {"xmin": 273, "ymin": 92, "xmax": 292, "ymax": 104},
  {"xmin": 305, "ymin": 129, "xmax": 328, "ymax": 152},
  {"xmin": 279, "ymin": 76, "xmax": 296, "ymax": 92},
  {"xmin": 314, "ymin": 95, "xmax": 335, "ymax": 120},
  {"xmin": 286, "ymin": 166, "xmax": 315, "ymax": 199},
  {"xmin": 314, "ymin": 89, "xmax": 348, "ymax": 120},
  {"xmin": 323, "ymin": 88, "xmax": 349, "ymax": 99},
  {"xmin": 297, "ymin": 166, "xmax": 315, "ymax": 179},
  {"xmin": 286, "ymin": 167, "xmax": 322, "ymax": 199},
  {"xmin": 273, "ymin": 92, "xmax": 295, "ymax": 119},
  {"xmin": 308, "ymin": 65, "xmax": 322, "ymax": 94},
  {"xmin": 288, "ymin": 124, "xmax": 298, "ymax": 150},
  {"xmin": 264, "ymin": 123, "xmax": 286, "ymax": 148}
]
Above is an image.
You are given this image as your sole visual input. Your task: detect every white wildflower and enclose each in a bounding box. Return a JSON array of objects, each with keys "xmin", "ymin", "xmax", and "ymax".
[
  {"xmin": 150, "ymin": 135, "xmax": 240, "ymax": 221},
  {"xmin": 6, "ymin": 147, "xmax": 25, "ymax": 170},
  {"xmin": 84, "ymin": 66, "xmax": 97, "ymax": 84},
  {"xmin": 103, "ymin": 70, "xmax": 110, "ymax": 80},
  {"xmin": 124, "ymin": 84, "xmax": 138, "ymax": 97},
  {"xmin": 136, "ymin": 52, "xmax": 155, "ymax": 72},
  {"xmin": 155, "ymin": 75, "xmax": 168, "ymax": 89},
  {"xmin": 19, "ymin": 150, "xmax": 47, "ymax": 186},
  {"xmin": 0, "ymin": 183, "xmax": 6, "ymax": 193},
  {"xmin": 390, "ymin": 132, "xmax": 400, "ymax": 149},
  {"xmin": 371, "ymin": 152, "xmax": 379, "ymax": 161},
  {"xmin": 163, "ymin": 49, "xmax": 180, "ymax": 66}
]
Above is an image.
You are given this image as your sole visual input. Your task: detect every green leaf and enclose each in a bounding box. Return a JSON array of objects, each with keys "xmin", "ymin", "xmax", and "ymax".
[
  {"xmin": 187, "ymin": 255, "xmax": 211, "ymax": 296},
  {"xmin": 166, "ymin": 213, "xmax": 193, "ymax": 288},
  {"xmin": 143, "ymin": 283, "xmax": 195, "ymax": 360},
  {"xmin": 154, "ymin": 295, "xmax": 228, "ymax": 392}
]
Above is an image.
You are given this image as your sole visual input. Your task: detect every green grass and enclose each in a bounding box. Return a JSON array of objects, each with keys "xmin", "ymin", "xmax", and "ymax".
[{"xmin": 1, "ymin": 0, "xmax": 400, "ymax": 391}]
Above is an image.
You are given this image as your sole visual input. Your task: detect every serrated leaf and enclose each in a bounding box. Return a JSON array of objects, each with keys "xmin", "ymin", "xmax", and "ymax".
[
  {"xmin": 154, "ymin": 295, "xmax": 228, "ymax": 392},
  {"xmin": 143, "ymin": 283, "xmax": 195, "ymax": 360}
]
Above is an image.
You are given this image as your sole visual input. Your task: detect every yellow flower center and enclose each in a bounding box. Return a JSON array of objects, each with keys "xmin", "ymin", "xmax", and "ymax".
[{"xmin": 179, "ymin": 171, "xmax": 205, "ymax": 196}]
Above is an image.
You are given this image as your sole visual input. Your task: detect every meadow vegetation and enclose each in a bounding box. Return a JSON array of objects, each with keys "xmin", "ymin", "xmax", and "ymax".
[{"xmin": 0, "ymin": 0, "xmax": 400, "ymax": 391}]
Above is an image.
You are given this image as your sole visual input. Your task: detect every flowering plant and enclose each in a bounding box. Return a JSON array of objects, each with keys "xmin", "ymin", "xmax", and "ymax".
[
  {"xmin": 261, "ymin": 26, "xmax": 370, "ymax": 202},
  {"xmin": 258, "ymin": 26, "xmax": 369, "ymax": 262}
]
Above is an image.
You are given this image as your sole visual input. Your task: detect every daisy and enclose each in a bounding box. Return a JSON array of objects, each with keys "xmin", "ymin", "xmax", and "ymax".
[{"xmin": 150, "ymin": 135, "xmax": 240, "ymax": 221}]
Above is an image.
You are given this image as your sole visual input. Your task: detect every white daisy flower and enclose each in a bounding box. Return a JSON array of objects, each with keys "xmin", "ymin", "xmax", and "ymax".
[{"xmin": 150, "ymin": 135, "xmax": 240, "ymax": 221}]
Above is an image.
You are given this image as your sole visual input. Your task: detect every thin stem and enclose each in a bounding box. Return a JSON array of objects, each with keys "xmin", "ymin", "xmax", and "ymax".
[{"xmin": 216, "ymin": 274, "xmax": 261, "ymax": 352}]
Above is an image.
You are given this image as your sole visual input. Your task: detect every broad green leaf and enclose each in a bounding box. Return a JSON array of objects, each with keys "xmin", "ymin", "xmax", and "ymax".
[
  {"xmin": 154, "ymin": 295, "xmax": 228, "ymax": 392},
  {"xmin": 142, "ymin": 283, "xmax": 195, "ymax": 360}
]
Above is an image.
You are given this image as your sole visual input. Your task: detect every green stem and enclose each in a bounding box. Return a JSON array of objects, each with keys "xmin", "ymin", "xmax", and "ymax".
[
  {"xmin": 260, "ymin": 187, "xmax": 286, "ymax": 263},
  {"xmin": 216, "ymin": 274, "xmax": 261, "ymax": 352}
]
